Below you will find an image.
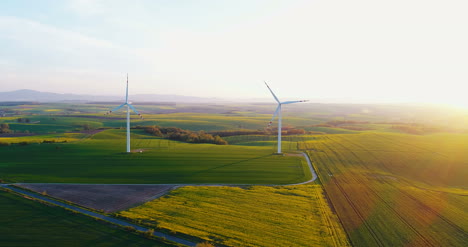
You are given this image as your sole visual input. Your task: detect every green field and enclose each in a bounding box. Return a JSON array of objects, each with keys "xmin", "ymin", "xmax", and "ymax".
[
  {"xmin": 118, "ymin": 185, "xmax": 350, "ymax": 247},
  {"xmin": 0, "ymin": 189, "xmax": 174, "ymax": 247},
  {"xmin": 2, "ymin": 103, "xmax": 468, "ymax": 247},
  {"xmin": 0, "ymin": 129, "xmax": 310, "ymax": 184},
  {"xmin": 117, "ymin": 132, "xmax": 468, "ymax": 247},
  {"xmin": 300, "ymin": 133, "xmax": 468, "ymax": 246}
]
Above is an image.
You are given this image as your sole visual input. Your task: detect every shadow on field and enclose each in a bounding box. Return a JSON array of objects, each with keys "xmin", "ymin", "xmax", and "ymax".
[{"xmin": 188, "ymin": 154, "xmax": 273, "ymax": 175}]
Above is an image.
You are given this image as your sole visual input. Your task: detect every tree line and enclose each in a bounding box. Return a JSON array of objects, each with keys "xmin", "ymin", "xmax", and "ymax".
[{"xmin": 141, "ymin": 126, "xmax": 228, "ymax": 145}]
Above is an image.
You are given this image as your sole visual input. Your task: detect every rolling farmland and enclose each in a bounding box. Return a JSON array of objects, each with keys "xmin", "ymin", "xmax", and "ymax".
[
  {"xmin": 1, "ymin": 103, "xmax": 468, "ymax": 247},
  {"xmin": 300, "ymin": 133, "xmax": 468, "ymax": 246},
  {"xmin": 117, "ymin": 132, "xmax": 467, "ymax": 247}
]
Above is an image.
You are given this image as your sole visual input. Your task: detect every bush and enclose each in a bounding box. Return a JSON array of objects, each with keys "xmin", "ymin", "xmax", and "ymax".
[
  {"xmin": 0, "ymin": 123, "xmax": 11, "ymax": 134},
  {"xmin": 145, "ymin": 228, "xmax": 154, "ymax": 238},
  {"xmin": 82, "ymin": 123, "xmax": 94, "ymax": 130}
]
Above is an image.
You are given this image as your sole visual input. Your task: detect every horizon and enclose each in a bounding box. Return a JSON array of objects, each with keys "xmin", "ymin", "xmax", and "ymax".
[
  {"xmin": 3, "ymin": 88, "xmax": 468, "ymax": 109},
  {"xmin": 1, "ymin": 1, "xmax": 467, "ymax": 107}
]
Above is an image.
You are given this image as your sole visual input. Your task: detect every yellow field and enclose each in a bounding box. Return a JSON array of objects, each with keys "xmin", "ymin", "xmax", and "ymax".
[{"xmin": 118, "ymin": 185, "xmax": 350, "ymax": 247}]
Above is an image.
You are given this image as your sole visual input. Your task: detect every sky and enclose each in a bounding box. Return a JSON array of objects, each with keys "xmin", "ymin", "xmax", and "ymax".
[{"xmin": 1, "ymin": 0, "xmax": 467, "ymax": 106}]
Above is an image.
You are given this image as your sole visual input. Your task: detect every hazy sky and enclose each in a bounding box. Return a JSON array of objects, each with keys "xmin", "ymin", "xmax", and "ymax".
[{"xmin": 1, "ymin": 0, "xmax": 467, "ymax": 105}]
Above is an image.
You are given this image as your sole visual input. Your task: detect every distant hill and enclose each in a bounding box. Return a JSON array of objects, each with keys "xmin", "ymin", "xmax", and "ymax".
[{"xmin": 0, "ymin": 89, "xmax": 220, "ymax": 103}]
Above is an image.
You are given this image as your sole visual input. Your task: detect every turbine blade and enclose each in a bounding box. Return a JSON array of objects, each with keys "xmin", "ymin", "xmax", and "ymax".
[
  {"xmin": 105, "ymin": 103, "xmax": 126, "ymax": 115},
  {"xmin": 267, "ymin": 105, "xmax": 281, "ymax": 128},
  {"xmin": 128, "ymin": 104, "xmax": 143, "ymax": 119},
  {"xmin": 281, "ymin": 100, "xmax": 308, "ymax": 104},
  {"xmin": 264, "ymin": 81, "xmax": 280, "ymax": 103}
]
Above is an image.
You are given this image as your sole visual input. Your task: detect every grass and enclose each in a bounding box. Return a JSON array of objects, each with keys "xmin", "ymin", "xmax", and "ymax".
[
  {"xmin": 114, "ymin": 131, "xmax": 467, "ymax": 247},
  {"xmin": 0, "ymin": 189, "xmax": 175, "ymax": 247},
  {"xmin": 3, "ymin": 103, "xmax": 468, "ymax": 246},
  {"xmin": 301, "ymin": 132, "xmax": 468, "ymax": 246},
  {"xmin": 118, "ymin": 185, "xmax": 350, "ymax": 247},
  {"xmin": 0, "ymin": 129, "xmax": 311, "ymax": 184}
]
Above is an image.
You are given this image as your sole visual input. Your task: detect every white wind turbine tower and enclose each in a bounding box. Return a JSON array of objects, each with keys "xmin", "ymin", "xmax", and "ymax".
[
  {"xmin": 265, "ymin": 81, "xmax": 308, "ymax": 154},
  {"xmin": 105, "ymin": 74, "xmax": 143, "ymax": 153}
]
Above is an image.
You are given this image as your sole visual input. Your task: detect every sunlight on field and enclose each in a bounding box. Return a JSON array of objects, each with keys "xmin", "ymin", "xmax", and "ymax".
[
  {"xmin": 118, "ymin": 185, "xmax": 350, "ymax": 247},
  {"xmin": 303, "ymin": 133, "xmax": 468, "ymax": 246},
  {"xmin": 2, "ymin": 103, "xmax": 468, "ymax": 247}
]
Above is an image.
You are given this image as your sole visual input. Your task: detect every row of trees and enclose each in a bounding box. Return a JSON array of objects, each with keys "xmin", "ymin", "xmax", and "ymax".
[
  {"xmin": 210, "ymin": 127, "xmax": 308, "ymax": 137},
  {"xmin": 142, "ymin": 126, "xmax": 228, "ymax": 145}
]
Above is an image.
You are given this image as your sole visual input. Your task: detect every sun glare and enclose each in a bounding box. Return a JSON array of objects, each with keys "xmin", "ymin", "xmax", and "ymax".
[{"xmin": 438, "ymin": 98, "xmax": 468, "ymax": 109}]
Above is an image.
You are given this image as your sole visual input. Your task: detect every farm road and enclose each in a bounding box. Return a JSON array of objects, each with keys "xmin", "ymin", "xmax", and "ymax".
[
  {"xmin": 0, "ymin": 184, "xmax": 196, "ymax": 247},
  {"xmin": 290, "ymin": 152, "xmax": 317, "ymax": 185}
]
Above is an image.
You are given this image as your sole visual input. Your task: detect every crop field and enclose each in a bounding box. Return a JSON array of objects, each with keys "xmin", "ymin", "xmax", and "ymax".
[
  {"xmin": 299, "ymin": 133, "xmax": 468, "ymax": 246},
  {"xmin": 0, "ymin": 102, "xmax": 319, "ymax": 133},
  {"xmin": 116, "ymin": 132, "xmax": 467, "ymax": 247},
  {"xmin": 0, "ymin": 129, "xmax": 311, "ymax": 184},
  {"xmin": 0, "ymin": 132, "xmax": 87, "ymax": 144},
  {"xmin": 0, "ymin": 189, "xmax": 174, "ymax": 247},
  {"xmin": 2, "ymin": 103, "xmax": 468, "ymax": 247},
  {"xmin": 118, "ymin": 185, "xmax": 350, "ymax": 247}
]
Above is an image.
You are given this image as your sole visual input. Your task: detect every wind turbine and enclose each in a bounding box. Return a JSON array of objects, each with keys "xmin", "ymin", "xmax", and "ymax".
[
  {"xmin": 264, "ymin": 81, "xmax": 308, "ymax": 154},
  {"xmin": 105, "ymin": 74, "xmax": 143, "ymax": 153}
]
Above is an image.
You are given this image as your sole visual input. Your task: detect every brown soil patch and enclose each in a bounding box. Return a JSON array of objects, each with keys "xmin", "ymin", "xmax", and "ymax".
[{"xmin": 15, "ymin": 184, "xmax": 175, "ymax": 213}]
